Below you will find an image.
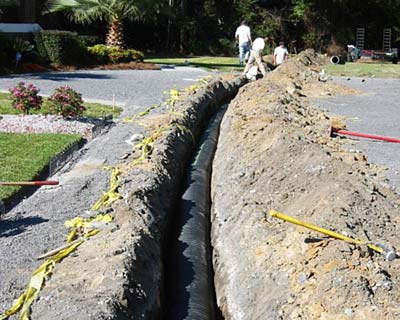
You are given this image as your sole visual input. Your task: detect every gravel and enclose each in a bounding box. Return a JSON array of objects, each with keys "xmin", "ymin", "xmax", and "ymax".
[
  {"xmin": 0, "ymin": 66, "xmax": 211, "ymax": 317},
  {"xmin": 0, "ymin": 115, "xmax": 100, "ymax": 139},
  {"xmin": 312, "ymin": 76, "xmax": 400, "ymax": 193}
]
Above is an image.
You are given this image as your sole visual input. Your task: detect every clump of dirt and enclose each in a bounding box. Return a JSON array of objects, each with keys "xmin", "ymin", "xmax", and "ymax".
[
  {"xmin": 266, "ymin": 49, "xmax": 359, "ymax": 98},
  {"xmin": 211, "ymin": 50, "xmax": 400, "ymax": 319}
]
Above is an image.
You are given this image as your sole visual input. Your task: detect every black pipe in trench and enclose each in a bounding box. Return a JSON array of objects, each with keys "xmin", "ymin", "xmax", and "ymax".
[{"xmin": 163, "ymin": 105, "xmax": 227, "ymax": 320}]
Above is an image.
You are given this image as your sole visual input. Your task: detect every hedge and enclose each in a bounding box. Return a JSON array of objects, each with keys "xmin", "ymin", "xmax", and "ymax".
[
  {"xmin": 34, "ymin": 30, "xmax": 89, "ymax": 66},
  {"xmin": 87, "ymin": 44, "xmax": 144, "ymax": 65}
]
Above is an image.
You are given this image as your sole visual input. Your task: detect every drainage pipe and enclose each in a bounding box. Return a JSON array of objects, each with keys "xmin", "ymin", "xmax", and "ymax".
[
  {"xmin": 164, "ymin": 105, "xmax": 227, "ymax": 320},
  {"xmin": 330, "ymin": 55, "xmax": 345, "ymax": 65}
]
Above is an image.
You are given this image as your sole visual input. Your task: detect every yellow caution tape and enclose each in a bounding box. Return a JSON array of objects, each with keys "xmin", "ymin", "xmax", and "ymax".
[
  {"xmin": 125, "ymin": 81, "xmax": 210, "ymax": 165},
  {"xmin": 132, "ymin": 137, "xmax": 155, "ymax": 165},
  {"xmin": 131, "ymin": 120, "xmax": 195, "ymax": 166},
  {"xmin": 185, "ymin": 77, "xmax": 211, "ymax": 93},
  {"xmin": 1, "ymin": 77, "xmax": 212, "ymax": 319},
  {"xmin": 131, "ymin": 125, "xmax": 167, "ymax": 165},
  {"xmin": 65, "ymin": 214, "xmax": 113, "ymax": 242},
  {"xmin": 0, "ymin": 213, "xmax": 112, "ymax": 320},
  {"xmin": 124, "ymin": 77, "xmax": 212, "ymax": 124},
  {"xmin": 269, "ymin": 210, "xmax": 384, "ymax": 254},
  {"xmin": 186, "ymin": 84, "xmax": 199, "ymax": 92},
  {"xmin": 123, "ymin": 87, "xmax": 181, "ymax": 123},
  {"xmin": 122, "ymin": 103, "xmax": 161, "ymax": 123},
  {"xmin": 164, "ymin": 87, "xmax": 180, "ymax": 114},
  {"xmin": 90, "ymin": 166, "xmax": 122, "ymax": 211},
  {"xmin": 175, "ymin": 123, "xmax": 195, "ymax": 144}
]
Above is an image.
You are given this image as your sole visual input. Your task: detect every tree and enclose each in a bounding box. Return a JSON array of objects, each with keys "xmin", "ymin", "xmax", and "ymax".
[
  {"xmin": 45, "ymin": 0, "xmax": 163, "ymax": 48},
  {"xmin": 0, "ymin": 0, "xmax": 18, "ymax": 5}
]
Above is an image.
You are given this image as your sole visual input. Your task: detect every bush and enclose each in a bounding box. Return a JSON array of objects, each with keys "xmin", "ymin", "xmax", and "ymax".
[
  {"xmin": 87, "ymin": 45, "xmax": 144, "ymax": 65},
  {"xmin": 8, "ymin": 82, "xmax": 43, "ymax": 114},
  {"xmin": 0, "ymin": 51, "xmax": 8, "ymax": 67},
  {"xmin": 107, "ymin": 46, "xmax": 131, "ymax": 64},
  {"xmin": 0, "ymin": 37, "xmax": 38, "ymax": 66},
  {"xmin": 80, "ymin": 35, "xmax": 103, "ymax": 47},
  {"xmin": 215, "ymin": 38, "xmax": 237, "ymax": 56},
  {"xmin": 10, "ymin": 38, "xmax": 34, "ymax": 56},
  {"xmin": 34, "ymin": 30, "xmax": 89, "ymax": 66},
  {"xmin": 49, "ymin": 86, "xmax": 85, "ymax": 119},
  {"xmin": 87, "ymin": 44, "xmax": 110, "ymax": 64},
  {"xmin": 127, "ymin": 49, "xmax": 144, "ymax": 61}
]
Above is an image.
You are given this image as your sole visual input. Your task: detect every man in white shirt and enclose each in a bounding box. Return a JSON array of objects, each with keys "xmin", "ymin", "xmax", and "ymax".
[
  {"xmin": 243, "ymin": 37, "xmax": 268, "ymax": 78},
  {"xmin": 274, "ymin": 41, "xmax": 289, "ymax": 65},
  {"xmin": 235, "ymin": 20, "xmax": 252, "ymax": 66}
]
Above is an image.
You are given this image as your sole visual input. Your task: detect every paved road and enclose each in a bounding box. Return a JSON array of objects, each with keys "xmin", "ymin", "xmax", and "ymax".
[
  {"xmin": 313, "ymin": 77, "xmax": 400, "ymax": 193},
  {"xmin": 0, "ymin": 66, "xmax": 211, "ymax": 315},
  {"xmin": 0, "ymin": 67, "xmax": 211, "ymax": 112}
]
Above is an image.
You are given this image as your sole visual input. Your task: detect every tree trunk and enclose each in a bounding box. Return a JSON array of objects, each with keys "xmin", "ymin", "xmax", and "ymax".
[
  {"xmin": 106, "ymin": 18, "xmax": 124, "ymax": 48},
  {"xmin": 19, "ymin": 0, "xmax": 36, "ymax": 22}
]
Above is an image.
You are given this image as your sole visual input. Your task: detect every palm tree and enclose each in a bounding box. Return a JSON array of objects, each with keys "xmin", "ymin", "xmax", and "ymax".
[{"xmin": 45, "ymin": 0, "xmax": 163, "ymax": 48}]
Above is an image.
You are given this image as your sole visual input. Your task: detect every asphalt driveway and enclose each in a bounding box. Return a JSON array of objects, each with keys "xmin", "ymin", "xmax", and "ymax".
[{"xmin": 313, "ymin": 76, "xmax": 400, "ymax": 193}]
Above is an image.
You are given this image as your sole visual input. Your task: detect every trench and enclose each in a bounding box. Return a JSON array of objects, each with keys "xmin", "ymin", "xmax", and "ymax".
[{"xmin": 162, "ymin": 105, "xmax": 228, "ymax": 320}]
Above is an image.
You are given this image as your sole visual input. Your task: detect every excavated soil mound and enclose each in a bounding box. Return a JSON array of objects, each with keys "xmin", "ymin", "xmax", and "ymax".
[{"xmin": 211, "ymin": 50, "xmax": 400, "ymax": 319}]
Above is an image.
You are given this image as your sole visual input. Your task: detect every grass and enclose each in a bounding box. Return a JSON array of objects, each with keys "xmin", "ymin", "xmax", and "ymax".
[
  {"xmin": 325, "ymin": 62, "xmax": 400, "ymax": 78},
  {"xmin": 0, "ymin": 92, "xmax": 123, "ymax": 118},
  {"xmin": 144, "ymin": 56, "xmax": 242, "ymax": 72},
  {"xmin": 0, "ymin": 133, "xmax": 82, "ymax": 202}
]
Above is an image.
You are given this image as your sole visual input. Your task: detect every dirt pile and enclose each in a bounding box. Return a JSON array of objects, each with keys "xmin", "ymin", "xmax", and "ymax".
[{"xmin": 211, "ymin": 50, "xmax": 400, "ymax": 319}]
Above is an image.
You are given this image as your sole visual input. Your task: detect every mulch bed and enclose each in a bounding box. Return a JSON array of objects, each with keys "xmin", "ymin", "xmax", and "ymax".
[{"xmin": 0, "ymin": 61, "xmax": 160, "ymax": 75}]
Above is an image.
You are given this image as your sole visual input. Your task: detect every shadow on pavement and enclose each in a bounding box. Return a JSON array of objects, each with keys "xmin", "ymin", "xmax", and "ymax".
[
  {"xmin": 2, "ymin": 72, "xmax": 113, "ymax": 81},
  {"xmin": 0, "ymin": 215, "xmax": 49, "ymax": 238}
]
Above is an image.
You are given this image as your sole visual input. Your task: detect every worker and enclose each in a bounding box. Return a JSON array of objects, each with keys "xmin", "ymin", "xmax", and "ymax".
[
  {"xmin": 274, "ymin": 40, "xmax": 289, "ymax": 65},
  {"xmin": 235, "ymin": 20, "xmax": 252, "ymax": 66},
  {"xmin": 347, "ymin": 44, "xmax": 361, "ymax": 61},
  {"xmin": 243, "ymin": 37, "xmax": 268, "ymax": 79}
]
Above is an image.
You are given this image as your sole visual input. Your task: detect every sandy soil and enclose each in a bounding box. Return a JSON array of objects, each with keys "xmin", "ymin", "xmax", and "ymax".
[{"xmin": 211, "ymin": 50, "xmax": 400, "ymax": 319}]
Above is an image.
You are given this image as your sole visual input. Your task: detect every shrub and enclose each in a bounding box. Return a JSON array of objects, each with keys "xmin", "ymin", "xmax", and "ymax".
[
  {"xmin": 107, "ymin": 46, "xmax": 131, "ymax": 64},
  {"xmin": 8, "ymin": 82, "xmax": 43, "ymax": 114},
  {"xmin": 80, "ymin": 35, "xmax": 103, "ymax": 47},
  {"xmin": 0, "ymin": 37, "xmax": 38, "ymax": 66},
  {"xmin": 49, "ymin": 86, "xmax": 85, "ymax": 119},
  {"xmin": 215, "ymin": 38, "xmax": 237, "ymax": 56},
  {"xmin": 11, "ymin": 38, "xmax": 34, "ymax": 55},
  {"xmin": 127, "ymin": 49, "xmax": 144, "ymax": 61},
  {"xmin": 0, "ymin": 51, "xmax": 8, "ymax": 67},
  {"xmin": 34, "ymin": 30, "xmax": 89, "ymax": 66},
  {"xmin": 87, "ymin": 45, "xmax": 144, "ymax": 65},
  {"xmin": 87, "ymin": 44, "xmax": 109, "ymax": 64}
]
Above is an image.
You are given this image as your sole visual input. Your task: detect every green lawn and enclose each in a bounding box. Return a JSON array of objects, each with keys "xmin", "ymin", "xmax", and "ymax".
[
  {"xmin": 0, "ymin": 133, "xmax": 81, "ymax": 202},
  {"xmin": 0, "ymin": 92, "xmax": 123, "ymax": 119},
  {"xmin": 325, "ymin": 62, "xmax": 400, "ymax": 78},
  {"xmin": 145, "ymin": 56, "xmax": 242, "ymax": 72}
]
